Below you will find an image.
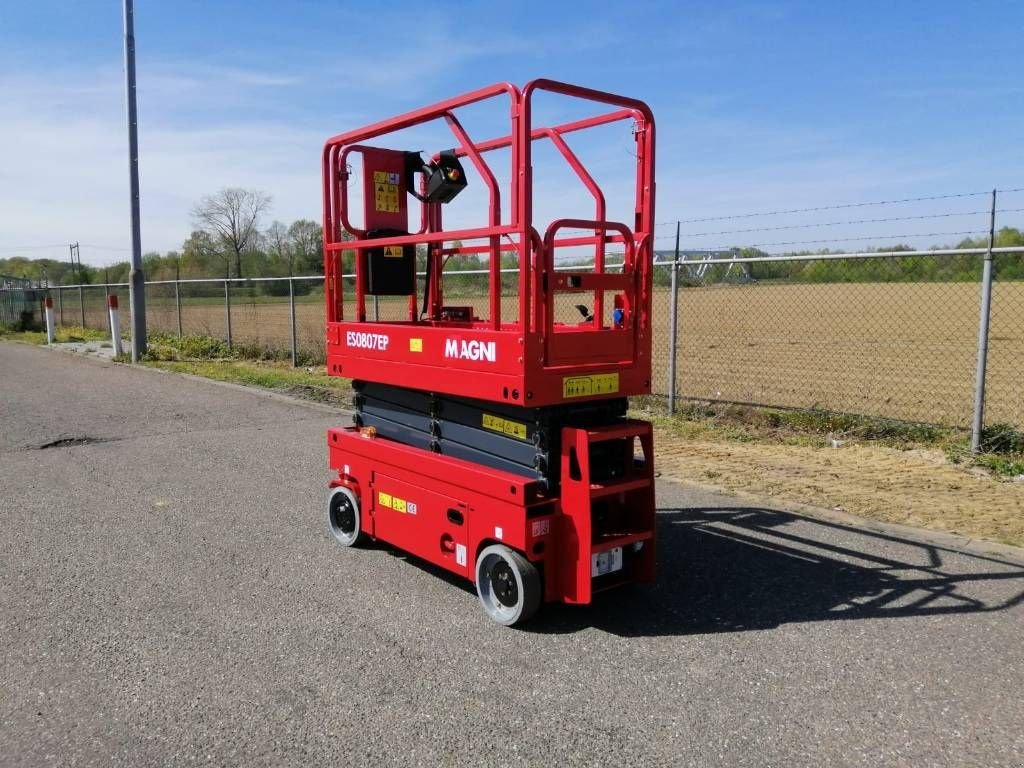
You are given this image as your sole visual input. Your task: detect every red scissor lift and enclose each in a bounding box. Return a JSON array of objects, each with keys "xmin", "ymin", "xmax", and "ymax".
[{"xmin": 323, "ymin": 79, "xmax": 656, "ymax": 625}]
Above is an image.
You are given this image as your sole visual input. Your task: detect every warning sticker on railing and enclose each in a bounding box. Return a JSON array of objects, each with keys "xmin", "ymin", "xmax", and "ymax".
[{"xmin": 562, "ymin": 373, "xmax": 620, "ymax": 399}]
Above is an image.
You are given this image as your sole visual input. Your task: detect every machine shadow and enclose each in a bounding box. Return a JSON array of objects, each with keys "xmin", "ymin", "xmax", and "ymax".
[{"xmin": 527, "ymin": 506, "xmax": 1024, "ymax": 637}]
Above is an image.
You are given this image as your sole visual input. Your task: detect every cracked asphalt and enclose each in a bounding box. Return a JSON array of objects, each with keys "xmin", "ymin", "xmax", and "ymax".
[{"xmin": 1, "ymin": 341, "xmax": 1022, "ymax": 767}]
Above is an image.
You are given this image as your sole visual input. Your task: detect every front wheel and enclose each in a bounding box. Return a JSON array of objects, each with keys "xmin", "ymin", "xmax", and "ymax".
[
  {"xmin": 327, "ymin": 486, "xmax": 364, "ymax": 547},
  {"xmin": 475, "ymin": 544, "xmax": 541, "ymax": 626}
]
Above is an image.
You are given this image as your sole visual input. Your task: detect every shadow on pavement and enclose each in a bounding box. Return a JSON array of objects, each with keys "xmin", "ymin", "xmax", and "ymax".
[{"xmin": 527, "ymin": 506, "xmax": 1024, "ymax": 637}]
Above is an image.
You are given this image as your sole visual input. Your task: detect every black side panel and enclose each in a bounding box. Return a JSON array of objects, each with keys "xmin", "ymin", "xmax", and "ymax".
[
  {"xmin": 365, "ymin": 228, "xmax": 415, "ymax": 295},
  {"xmin": 354, "ymin": 411, "xmax": 435, "ymax": 453},
  {"xmin": 438, "ymin": 439, "xmax": 539, "ymax": 480},
  {"xmin": 352, "ymin": 380, "xmax": 628, "ymax": 491}
]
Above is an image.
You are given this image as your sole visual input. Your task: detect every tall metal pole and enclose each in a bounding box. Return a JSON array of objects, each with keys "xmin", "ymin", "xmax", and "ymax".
[
  {"xmin": 970, "ymin": 189, "xmax": 997, "ymax": 453},
  {"xmin": 123, "ymin": 0, "xmax": 146, "ymax": 361},
  {"xmin": 667, "ymin": 221, "xmax": 680, "ymax": 415}
]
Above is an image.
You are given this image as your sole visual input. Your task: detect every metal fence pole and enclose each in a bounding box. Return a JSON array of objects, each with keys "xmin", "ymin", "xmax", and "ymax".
[
  {"xmin": 224, "ymin": 279, "xmax": 232, "ymax": 349},
  {"xmin": 79, "ymin": 286, "xmax": 86, "ymax": 328},
  {"xmin": 288, "ymin": 278, "xmax": 299, "ymax": 366},
  {"xmin": 667, "ymin": 221, "xmax": 680, "ymax": 415},
  {"xmin": 58, "ymin": 287, "xmax": 64, "ymax": 326},
  {"xmin": 104, "ymin": 284, "xmax": 112, "ymax": 333},
  {"xmin": 970, "ymin": 189, "xmax": 998, "ymax": 453},
  {"xmin": 175, "ymin": 279, "xmax": 183, "ymax": 337}
]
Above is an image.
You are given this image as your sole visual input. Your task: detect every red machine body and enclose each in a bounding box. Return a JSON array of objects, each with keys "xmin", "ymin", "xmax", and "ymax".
[
  {"xmin": 329, "ymin": 421, "xmax": 655, "ymax": 606},
  {"xmin": 322, "ymin": 79, "xmax": 658, "ymax": 624}
]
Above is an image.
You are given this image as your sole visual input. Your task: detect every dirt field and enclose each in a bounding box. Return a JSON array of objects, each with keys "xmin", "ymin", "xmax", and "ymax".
[
  {"xmin": 652, "ymin": 425, "xmax": 1024, "ymax": 548},
  {"xmin": 70, "ymin": 280, "xmax": 1023, "ymax": 428}
]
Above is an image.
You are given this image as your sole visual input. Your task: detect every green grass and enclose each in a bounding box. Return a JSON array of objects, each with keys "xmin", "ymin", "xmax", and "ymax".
[
  {"xmin": 0, "ymin": 324, "xmax": 111, "ymax": 344},
  {"xmin": 136, "ymin": 331, "xmax": 347, "ymax": 404},
  {"xmin": 944, "ymin": 423, "xmax": 1024, "ymax": 478},
  {"xmin": 145, "ymin": 292, "xmax": 324, "ymax": 307},
  {"xmin": 632, "ymin": 398, "xmax": 956, "ymax": 448},
  {"xmin": 143, "ymin": 359, "xmax": 351, "ymax": 406}
]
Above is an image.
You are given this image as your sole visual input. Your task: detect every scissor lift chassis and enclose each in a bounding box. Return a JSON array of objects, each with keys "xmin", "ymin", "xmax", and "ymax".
[{"xmin": 329, "ymin": 419, "xmax": 655, "ymax": 608}]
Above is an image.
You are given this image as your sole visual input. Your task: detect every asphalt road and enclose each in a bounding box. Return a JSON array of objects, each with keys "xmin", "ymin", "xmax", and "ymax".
[{"xmin": 2, "ymin": 341, "xmax": 1022, "ymax": 767}]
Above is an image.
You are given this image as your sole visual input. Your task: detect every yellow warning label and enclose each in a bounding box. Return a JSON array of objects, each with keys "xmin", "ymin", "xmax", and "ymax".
[
  {"xmin": 378, "ymin": 490, "xmax": 415, "ymax": 514},
  {"xmin": 409, "ymin": 338, "xmax": 423, "ymax": 352},
  {"xmin": 482, "ymin": 413, "xmax": 528, "ymax": 440},
  {"xmin": 383, "ymin": 245, "xmax": 403, "ymax": 258},
  {"xmin": 562, "ymin": 373, "xmax": 620, "ymax": 399},
  {"xmin": 373, "ymin": 169, "xmax": 401, "ymax": 213}
]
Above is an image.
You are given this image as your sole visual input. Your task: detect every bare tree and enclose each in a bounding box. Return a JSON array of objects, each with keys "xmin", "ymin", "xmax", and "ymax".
[
  {"xmin": 264, "ymin": 220, "xmax": 293, "ymax": 275},
  {"xmin": 192, "ymin": 188, "xmax": 271, "ymax": 279},
  {"xmin": 288, "ymin": 219, "xmax": 323, "ymax": 274}
]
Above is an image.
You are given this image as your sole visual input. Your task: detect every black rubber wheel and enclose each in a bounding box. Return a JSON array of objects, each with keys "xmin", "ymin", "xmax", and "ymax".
[
  {"xmin": 475, "ymin": 544, "xmax": 541, "ymax": 626},
  {"xmin": 327, "ymin": 487, "xmax": 364, "ymax": 547}
]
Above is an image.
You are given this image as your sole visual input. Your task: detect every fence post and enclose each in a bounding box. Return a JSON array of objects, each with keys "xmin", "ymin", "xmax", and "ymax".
[
  {"xmin": 224, "ymin": 279, "xmax": 232, "ymax": 349},
  {"xmin": 289, "ymin": 278, "xmax": 298, "ymax": 366},
  {"xmin": 79, "ymin": 286, "xmax": 86, "ymax": 328},
  {"xmin": 58, "ymin": 287, "xmax": 64, "ymax": 326},
  {"xmin": 667, "ymin": 221, "xmax": 680, "ymax": 415},
  {"xmin": 970, "ymin": 190, "xmax": 998, "ymax": 452},
  {"xmin": 108, "ymin": 295, "xmax": 124, "ymax": 358},
  {"xmin": 104, "ymin": 283, "xmax": 112, "ymax": 333},
  {"xmin": 44, "ymin": 296, "xmax": 55, "ymax": 344},
  {"xmin": 175, "ymin": 279, "xmax": 183, "ymax": 337}
]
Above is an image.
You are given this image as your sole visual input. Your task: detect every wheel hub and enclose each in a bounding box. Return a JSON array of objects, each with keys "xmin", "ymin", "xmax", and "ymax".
[
  {"xmin": 332, "ymin": 495, "xmax": 356, "ymax": 534},
  {"xmin": 491, "ymin": 561, "xmax": 518, "ymax": 607}
]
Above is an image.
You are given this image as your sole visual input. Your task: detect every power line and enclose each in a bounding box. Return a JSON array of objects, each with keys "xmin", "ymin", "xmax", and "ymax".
[
  {"xmin": 0, "ymin": 244, "xmax": 70, "ymax": 253},
  {"xmin": 79, "ymin": 244, "xmax": 133, "ymax": 252}
]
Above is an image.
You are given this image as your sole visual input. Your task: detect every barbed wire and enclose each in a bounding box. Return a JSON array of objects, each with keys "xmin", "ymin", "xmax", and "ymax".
[
  {"xmin": 678, "ymin": 209, "xmax": 1024, "ymax": 238},
  {"xmin": 654, "ymin": 187, "xmax": 1024, "ymax": 227},
  {"xmin": 685, "ymin": 230, "xmax": 991, "ymax": 251}
]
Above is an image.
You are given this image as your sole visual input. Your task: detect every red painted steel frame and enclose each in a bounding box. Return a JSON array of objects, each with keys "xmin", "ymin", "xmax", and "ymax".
[{"xmin": 322, "ymin": 79, "xmax": 656, "ymax": 408}]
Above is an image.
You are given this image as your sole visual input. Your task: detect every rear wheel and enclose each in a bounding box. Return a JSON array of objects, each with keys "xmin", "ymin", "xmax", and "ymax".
[
  {"xmin": 475, "ymin": 544, "xmax": 541, "ymax": 626},
  {"xmin": 327, "ymin": 487, "xmax": 364, "ymax": 547}
]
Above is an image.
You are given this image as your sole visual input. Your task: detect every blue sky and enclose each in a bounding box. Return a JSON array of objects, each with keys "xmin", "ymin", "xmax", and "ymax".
[{"xmin": 1, "ymin": 1, "xmax": 1022, "ymax": 266}]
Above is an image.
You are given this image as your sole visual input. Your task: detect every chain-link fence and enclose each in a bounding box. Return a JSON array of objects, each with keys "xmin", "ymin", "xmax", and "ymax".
[
  {"xmin": 26, "ymin": 244, "xmax": 1021, "ymax": 437},
  {"xmin": 654, "ymin": 250, "xmax": 1023, "ymax": 429},
  {"xmin": 0, "ymin": 275, "xmax": 39, "ymax": 328},
  {"xmin": 10, "ymin": 181, "xmax": 1024, "ymax": 442}
]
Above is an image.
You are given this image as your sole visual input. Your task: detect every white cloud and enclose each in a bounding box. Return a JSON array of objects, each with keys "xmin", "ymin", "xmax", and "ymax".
[{"xmin": 0, "ymin": 65, "xmax": 339, "ymax": 266}]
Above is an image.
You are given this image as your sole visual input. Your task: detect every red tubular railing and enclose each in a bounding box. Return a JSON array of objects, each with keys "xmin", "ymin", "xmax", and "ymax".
[{"xmin": 322, "ymin": 79, "xmax": 655, "ymax": 351}]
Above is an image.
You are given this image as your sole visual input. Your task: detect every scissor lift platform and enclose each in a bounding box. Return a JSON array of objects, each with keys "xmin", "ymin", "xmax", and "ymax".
[{"xmin": 323, "ymin": 79, "xmax": 658, "ymax": 624}]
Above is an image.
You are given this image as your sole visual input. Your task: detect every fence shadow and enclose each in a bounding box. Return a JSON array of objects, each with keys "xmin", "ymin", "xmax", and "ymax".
[{"xmin": 527, "ymin": 506, "xmax": 1024, "ymax": 637}]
